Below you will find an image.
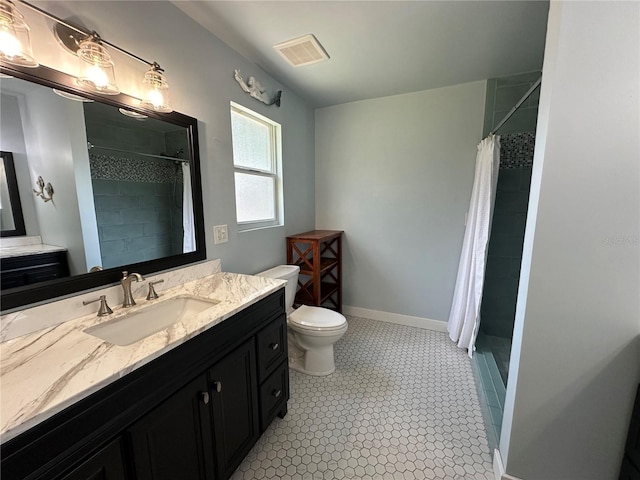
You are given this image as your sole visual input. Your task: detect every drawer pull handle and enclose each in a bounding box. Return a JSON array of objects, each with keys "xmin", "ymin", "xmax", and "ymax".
[
  {"xmin": 201, "ymin": 392, "xmax": 210, "ymax": 405},
  {"xmin": 272, "ymin": 389, "xmax": 282, "ymax": 398},
  {"xmin": 213, "ymin": 381, "xmax": 222, "ymax": 393},
  {"xmin": 269, "ymin": 342, "xmax": 279, "ymax": 350}
]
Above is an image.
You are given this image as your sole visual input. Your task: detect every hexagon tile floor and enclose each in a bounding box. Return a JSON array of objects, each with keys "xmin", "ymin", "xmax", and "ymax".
[{"xmin": 232, "ymin": 316, "xmax": 494, "ymax": 480}]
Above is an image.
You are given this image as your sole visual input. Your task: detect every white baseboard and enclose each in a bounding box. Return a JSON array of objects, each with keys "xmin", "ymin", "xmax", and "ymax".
[
  {"xmin": 342, "ymin": 305, "xmax": 447, "ymax": 332},
  {"xmin": 494, "ymin": 449, "xmax": 505, "ymax": 480},
  {"xmin": 493, "ymin": 449, "xmax": 524, "ymax": 480}
]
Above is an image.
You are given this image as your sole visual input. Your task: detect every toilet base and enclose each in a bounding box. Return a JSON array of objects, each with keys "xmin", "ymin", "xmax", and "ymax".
[
  {"xmin": 289, "ymin": 356, "xmax": 336, "ymax": 377},
  {"xmin": 288, "ymin": 343, "xmax": 336, "ymax": 376}
]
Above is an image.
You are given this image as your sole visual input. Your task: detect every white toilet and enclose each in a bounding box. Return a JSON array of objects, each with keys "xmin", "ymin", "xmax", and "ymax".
[{"xmin": 257, "ymin": 265, "xmax": 348, "ymax": 376}]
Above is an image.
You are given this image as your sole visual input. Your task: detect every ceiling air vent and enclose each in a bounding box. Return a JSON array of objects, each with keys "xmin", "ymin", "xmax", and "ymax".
[{"xmin": 273, "ymin": 34, "xmax": 329, "ymax": 67}]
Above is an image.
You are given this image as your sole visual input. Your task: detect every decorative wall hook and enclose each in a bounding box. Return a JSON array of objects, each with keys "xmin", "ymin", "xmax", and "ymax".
[
  {"xmin": 234, "ymin": 69, "xmax": 281, "ymax": 107},
  {"xmin": 33, "ymin": 176, "xmax": 54, "ymax": 202}
]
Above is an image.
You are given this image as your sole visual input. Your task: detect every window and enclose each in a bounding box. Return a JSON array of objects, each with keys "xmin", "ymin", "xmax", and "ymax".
[{"xmin": 230, "ymin": 103, "xmax": 283, "ymax": 230}]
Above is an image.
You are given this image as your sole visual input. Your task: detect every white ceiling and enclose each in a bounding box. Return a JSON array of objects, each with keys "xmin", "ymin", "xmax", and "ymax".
[{"xmin": 174, "ymin": 1, "xmax": 549, "ymax": 108}]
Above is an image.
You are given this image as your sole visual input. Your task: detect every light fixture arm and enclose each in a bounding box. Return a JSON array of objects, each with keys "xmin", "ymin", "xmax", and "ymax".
[{"xmin": 17, "ymin": 0, "xmax": 159, "ymax": 69}]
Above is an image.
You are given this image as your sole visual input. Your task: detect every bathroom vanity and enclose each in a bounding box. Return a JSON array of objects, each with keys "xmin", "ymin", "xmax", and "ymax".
[
  {"xmin": 0, "ymin": 273, "xmax": 289, "ymax": 480},
  {"xmin": 0, "ymin": 244, "xmax": 69, "ymax": 290}
]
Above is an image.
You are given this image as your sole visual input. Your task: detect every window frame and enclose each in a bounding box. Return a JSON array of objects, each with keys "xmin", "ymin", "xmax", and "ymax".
[{"xmin": 230, "ymin": 102, "xmax": 283, "ymax": 231}]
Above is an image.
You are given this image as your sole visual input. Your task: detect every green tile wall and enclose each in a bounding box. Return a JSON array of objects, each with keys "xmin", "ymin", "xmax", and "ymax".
[
  {"xmin": 483, "ymin": 71, "xmax": 541, "ymax": 137},
  {"xmin": 93, "ymin": 179, "xmax": 183, "ymax": 269}
]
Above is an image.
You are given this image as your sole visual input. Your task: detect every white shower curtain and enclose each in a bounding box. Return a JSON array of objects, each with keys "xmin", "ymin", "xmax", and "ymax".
[
  {"xmin": 182, "ymin": 163, "xmax": 196, "ymax": 253},
  {"xmin": 448, "ymin": 135, "xmax": 500, "ymax": 357}
]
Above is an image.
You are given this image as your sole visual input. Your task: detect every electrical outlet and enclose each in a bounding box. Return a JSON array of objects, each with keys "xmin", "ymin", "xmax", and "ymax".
[{"xmin": 213, "ymin": 225, "xmax": 228, "ymax": 244}]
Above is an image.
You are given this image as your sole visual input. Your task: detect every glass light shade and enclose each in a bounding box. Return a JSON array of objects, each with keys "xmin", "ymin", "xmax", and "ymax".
[
  {"xmin": 76, "ymin": 39, "xmax": 119, "ymax": 95},
  {"xmin": 140, "ymin": 66, "xmax": 172, "ymax": 113},
  {"xmin": 0, "ymin": 0, "xmax": 37, "ymax": 67}
]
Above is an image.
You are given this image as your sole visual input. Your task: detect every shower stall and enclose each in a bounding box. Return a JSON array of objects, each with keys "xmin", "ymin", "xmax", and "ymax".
[{"xmin": 471, "ymin": 72, "xmax": 540, "ymax": 449}]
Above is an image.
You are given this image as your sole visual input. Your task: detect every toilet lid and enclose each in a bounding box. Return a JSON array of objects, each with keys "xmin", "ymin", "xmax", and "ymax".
[{"xmin": 289, "ymin": 305, "xmax": 346, "ymax": 328}]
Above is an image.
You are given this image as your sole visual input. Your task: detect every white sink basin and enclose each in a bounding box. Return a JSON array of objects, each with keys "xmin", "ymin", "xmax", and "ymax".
[{"xmin": 84, "ymin": 295, "xmax": 220, "ymax": 346}]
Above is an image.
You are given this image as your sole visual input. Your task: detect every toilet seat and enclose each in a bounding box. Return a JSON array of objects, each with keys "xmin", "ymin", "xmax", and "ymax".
[{"xmin": 289, "ymin": 305, "xmax": 347, "ymax": 332}]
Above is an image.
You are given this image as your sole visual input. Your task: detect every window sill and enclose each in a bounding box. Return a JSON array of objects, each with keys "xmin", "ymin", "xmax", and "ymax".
[{"xmin": 237, "ymin": 223, "xmax": 284, "ymax": 233}]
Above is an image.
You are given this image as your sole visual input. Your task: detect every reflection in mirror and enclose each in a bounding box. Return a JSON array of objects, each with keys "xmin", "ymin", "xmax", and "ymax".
[
  {"xmin": 0, "ymin": 152, "xmax": 26, "ymax": 237},
  {"xmin": 0, "ymin": 65, "xmax": 205, "ymax": 312},
  {"xmin": 83, "ymin": 101, "xmax": 195, "ymax": 270}
]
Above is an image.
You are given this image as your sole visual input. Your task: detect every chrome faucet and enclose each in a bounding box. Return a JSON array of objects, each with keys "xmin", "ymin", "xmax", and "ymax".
[{"xmin": 121, "ymin": 271, "xmax": 145, "ymax": 307}]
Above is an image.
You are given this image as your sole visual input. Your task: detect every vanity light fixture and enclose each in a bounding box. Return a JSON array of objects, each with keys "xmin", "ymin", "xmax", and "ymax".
[
  {"xmin": 140, "ymin": 63, "xmax": 172, "ymax": 113},
  {"xmin": 0, "ymin": 0, "xmax": 37, "ymax": 67},
  {"xmin": 7, "ymin": 1, "xmax": 173, "ymax": 112},
  {"xmin": 76, "ymin": 34, "xmax": 119, "ymax": 95}
]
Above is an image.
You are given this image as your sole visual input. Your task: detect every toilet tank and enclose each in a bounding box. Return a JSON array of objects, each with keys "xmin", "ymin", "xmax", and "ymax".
[{"xmin": 256, "ymin": 265, "xmax": 300, "ymax": 313}]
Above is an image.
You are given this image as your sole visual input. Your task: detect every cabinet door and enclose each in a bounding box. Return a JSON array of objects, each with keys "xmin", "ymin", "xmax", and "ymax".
[
  {"xmin": 58, "ymin": 438, "xmax": 127, "ymax": 480},
  {"xmin": 209, "ymin": 338, "xmax": 259, "ymax": 479},
  {"xmin": 128, "ymin": 374, "xmax": 215, "ymax": 480}
]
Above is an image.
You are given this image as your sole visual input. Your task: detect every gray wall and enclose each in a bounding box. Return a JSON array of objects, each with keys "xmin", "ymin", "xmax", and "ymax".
[
  {"xmin": 315, "ymin": 81, "xmax": 486, "ymax": 323},
  {"xmin": 27, "ymin": 0, "xmax": 316, "ymax": 276},
  {"xmin": 501, "ymin": 2, "xmax": 640, "ymax": 478},
  {"xmin": 19, "ymin": 87, "xmax": 90, "ymax": 275},
  {"xmin": 0, "ymin": 92, "xmax": 39, "ymax": 236}
]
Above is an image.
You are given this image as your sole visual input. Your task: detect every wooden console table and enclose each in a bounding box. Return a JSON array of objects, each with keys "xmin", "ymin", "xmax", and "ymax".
[{"xmin": 286, "ymin": 230, "xmax": 343, "ymax": 312}]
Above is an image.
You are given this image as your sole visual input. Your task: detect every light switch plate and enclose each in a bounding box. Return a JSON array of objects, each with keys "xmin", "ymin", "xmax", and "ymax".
[{"xmin": 213, "ymin": 225, "xmax": 228, "ymax": 244}]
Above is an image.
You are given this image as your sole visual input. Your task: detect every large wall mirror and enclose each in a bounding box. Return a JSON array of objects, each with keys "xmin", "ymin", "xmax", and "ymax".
[{"xmin": 0, "ymin": 64, "xmax": 206, "ymax": 312}]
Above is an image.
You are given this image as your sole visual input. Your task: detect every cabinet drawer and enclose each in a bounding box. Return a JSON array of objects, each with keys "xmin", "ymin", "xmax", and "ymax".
[
  {"xmin": 256, "ymin": 314, "xmax": 287, "ymax": 382},
  {"xmin": 58, "ymin": 437, "xmax": 127, "ymax": 480},
  {"xmin": 259, "ymin": 360, "xmax": 289, "ymax": 432}
]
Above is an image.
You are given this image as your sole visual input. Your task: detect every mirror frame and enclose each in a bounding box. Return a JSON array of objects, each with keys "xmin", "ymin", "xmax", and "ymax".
[
  {"xmin": 0, "ymin": 63, "xmax": 206, "ymax": 312},
  {"xmin": 0, "ymin": 151, "xmax": 27, "ymax": 238}
]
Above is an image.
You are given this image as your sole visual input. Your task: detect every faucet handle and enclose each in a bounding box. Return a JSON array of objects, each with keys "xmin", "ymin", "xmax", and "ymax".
[
  {"xmin": 83, "ymin": 295, "xmax": 113, "ymax": 316},
  {"xmin": 146, "ymin": 279, "xmax": 165, "ymax": 300}
]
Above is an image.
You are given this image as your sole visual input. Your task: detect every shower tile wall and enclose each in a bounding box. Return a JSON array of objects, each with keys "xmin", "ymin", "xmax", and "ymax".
[
  {"xmin": 480, "ymin": 133, "xmax": 535, "ymax": 340},
  {"xmin": 483, "ymin": 71, "xmax": 541, "ymax": 137},
  {"xmin": 91, "ymin": 162, "xmax": 184, "ymax": 269},
  {"xmin": 84, "ymin": 108, "xmax": 187, "ymax": 269}
]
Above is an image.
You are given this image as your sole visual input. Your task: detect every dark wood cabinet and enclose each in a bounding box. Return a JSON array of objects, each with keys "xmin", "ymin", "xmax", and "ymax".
[
  {"xmin": 128, "ymin": 375, "xmax": 215, "ymax": 480},
  {"xmin": 209, "ymin": 339, "xmax": 259, "ymax": 479},
  {"xmin": 620, "ymin": 457, "xmax": 640, "ymax": 480},
  {"xmin": 259, "ymin": 361, "xmax": 289, "ymax": 432},
  {"xmin": 1, "ymin": 289, "xmax": 288, "ymax": 480},
  {"xmin": 621, "ymin": 385, "xmax": 640, "ymax": 479},
  {"xmin": 1, "ymin": 251, "xmax": 69, "ymax": 290},
  {"xmin": 58, "ymin": 439, "xmax": 127, "ymax": 480},
  {"xmin": 256, "ymin": 315, "xmax": 287, "ymax": 383},
  {"xmin": 286, "ymin": 230, "xmax": 343, "ymax": 312}
]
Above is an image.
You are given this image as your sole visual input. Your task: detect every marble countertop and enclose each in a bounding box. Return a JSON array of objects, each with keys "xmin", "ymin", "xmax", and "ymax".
[
  {"xmin": 0, "ymin": 243, "xmax": 67, "ymax": 258},
  {"xmin": 0, "ymin": 272, "xmax": 285, "ymax": 443}
]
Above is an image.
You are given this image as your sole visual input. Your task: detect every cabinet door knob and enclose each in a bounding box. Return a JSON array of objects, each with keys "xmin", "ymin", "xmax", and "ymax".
[
  {"xmin": 200, "ymin": 391, "xmax": 210, "ymax": 405},
  {"xmin": 213, "ymin": 381, "xmax": 222, "ymax": 393},
  {"xmin": 269, "ymin": 342, "xmax": 279, "ymax": 350},
  {"xmin": 272, "ymin": 389, "xmax": 282, "ymax": 398}
]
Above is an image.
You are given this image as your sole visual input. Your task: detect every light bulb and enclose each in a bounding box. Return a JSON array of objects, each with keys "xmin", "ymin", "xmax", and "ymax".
[
  {"xmin": 76, "ymin": 38, "xmax": 119, "ymax": 94},
  {"xmin": 0, "ymin": 0, "xmax": 37, "ymax": 67},
  {"xmin": 147, "ymin": 89, "xmax": 164, "ymax": 109},
  {"xmin": 140, "ymin": 64, "xmax": 171, "ymax": 112},
  {"xmin": 0, "ymin": 29, "xmax": 22, "ymax": 59},
  {"xmin": 86, "ymin": 63, "xmax": 108, "ymax": 88}
]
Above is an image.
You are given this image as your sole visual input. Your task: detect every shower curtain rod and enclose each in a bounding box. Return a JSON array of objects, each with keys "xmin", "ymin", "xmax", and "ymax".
[
  {"xmin": 87, "ymin": 143, "xmax": 189, "ymax": 163},
  {"xmin": 489, "ymin": 77, "xmax": 542, "ymax": 136}
]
